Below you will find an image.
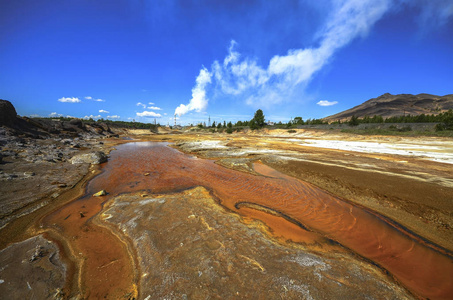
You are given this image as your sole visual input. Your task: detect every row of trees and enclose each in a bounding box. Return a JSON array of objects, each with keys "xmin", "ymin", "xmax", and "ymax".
[
  {"xmin": 39, "ymin": 109, "xmax": 453, "ymax": 132},
  {"xmin": 196, "ymin": 108, "xmax": 453, "ymax": 132},
  {"xmin": 197, "ymin": 109, "xmax": 266, "ymax": 131},
  {"xmin": 197, "ymin": 109, "xmax": 327, "ymax": 130}
]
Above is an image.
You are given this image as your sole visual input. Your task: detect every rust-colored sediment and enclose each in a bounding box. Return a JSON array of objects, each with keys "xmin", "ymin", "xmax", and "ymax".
[
  {"xmin": 41, "ymin": 182, "xmax": 138, "ymax": 298},
  {"xmin": 42, "ymin": 141, "xmax": 452, "ymax": 299}
]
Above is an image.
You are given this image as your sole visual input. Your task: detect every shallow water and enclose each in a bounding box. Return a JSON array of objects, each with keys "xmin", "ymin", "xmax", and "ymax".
[{"xmin": 44, "ymin": 142, "xmax": 453, "ymax": 299}]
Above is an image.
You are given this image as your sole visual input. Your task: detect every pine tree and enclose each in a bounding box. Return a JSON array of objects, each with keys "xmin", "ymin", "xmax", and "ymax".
[{"xmin": 253, "ymin": 109, "xmax": 265, "ymax": 128}]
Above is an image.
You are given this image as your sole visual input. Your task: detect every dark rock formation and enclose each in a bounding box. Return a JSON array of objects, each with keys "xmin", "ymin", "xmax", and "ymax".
[
  {"xmin": 0, "ymin": 100, "xmax": 117, "ymax": 138},
  {"xmin": 0, "ymin": 100, "xmax": 18, "ymax": 126}
]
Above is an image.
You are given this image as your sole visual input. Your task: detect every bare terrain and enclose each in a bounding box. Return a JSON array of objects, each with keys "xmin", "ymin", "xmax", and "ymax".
[
  {"xmin": 1, "ymin": 102, "xmax": 452, "ymax": 299},
  {"xmin": 324, "ymin": 93, "xmax": 453, "ymax": 122}
]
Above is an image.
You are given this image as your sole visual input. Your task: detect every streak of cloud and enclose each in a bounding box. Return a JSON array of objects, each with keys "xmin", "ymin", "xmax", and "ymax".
[
  {"xmin": 174, "ymin": 0, "xmax": 452, "ymax": 116},
  {"xmin": 83, "ymin": 114, "xmax": 102, "ymax": 120},
  {"xmin": 85, "ymin": 96, "xmax": 105, "ymax": 102},
  {"xmin": 404, "ymin": 0, "xmax": 453, "ymax": 32},
  {"xmin": 136, "ymin": 111, "xmax": 162, "ymax": 118},
  {"xmin": 317, "ymin": 100, "xmax": 338, "ymax": 106},
  {"xmin": 58, "ymin": 97, "xmax": 81, "ymax": 103},
  {"xmin": 220, "ymin": 0, "xmax": 390, "ymax": 108}
]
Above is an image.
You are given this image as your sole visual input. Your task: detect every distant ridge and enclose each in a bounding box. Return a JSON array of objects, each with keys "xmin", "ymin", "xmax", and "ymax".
[{"xmin": 324, "ymin": 93, "xmax": 453, "ymax": 122}]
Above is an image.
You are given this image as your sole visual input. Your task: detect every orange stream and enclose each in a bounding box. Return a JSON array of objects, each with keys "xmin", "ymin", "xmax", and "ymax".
[{"xmin": 45, "ymin": 142, "xmax": 453, "ymax": 299}]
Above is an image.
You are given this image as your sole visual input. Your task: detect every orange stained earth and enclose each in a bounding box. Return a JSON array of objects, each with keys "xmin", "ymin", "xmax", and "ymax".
[
  {"xmin": 43, "ymin": 141, "xmax": 453, "ymax": 299},
  {"xmin": 42, "ymin": 188, "xmax": 138, "ymax": 298}
]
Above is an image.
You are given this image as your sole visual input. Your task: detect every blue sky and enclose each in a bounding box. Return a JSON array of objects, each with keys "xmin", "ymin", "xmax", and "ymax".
[{"xmin": 1, "ymin": 0, "xmax": 452, "ymax": 125}]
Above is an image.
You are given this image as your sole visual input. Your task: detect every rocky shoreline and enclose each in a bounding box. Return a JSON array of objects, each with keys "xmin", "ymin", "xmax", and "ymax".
[
  {"xmin": 0, "ymin": 100, "xmax": 131, "ymax": 298},
  {"xmin": 0, "ymin": 108, "xmax": 118, "ymax": 231}
]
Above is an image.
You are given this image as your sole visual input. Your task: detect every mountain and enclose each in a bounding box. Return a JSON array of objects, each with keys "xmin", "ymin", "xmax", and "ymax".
[{"xmin": 324, "ymin": 93, "xmax": 453, "ymax": 122}]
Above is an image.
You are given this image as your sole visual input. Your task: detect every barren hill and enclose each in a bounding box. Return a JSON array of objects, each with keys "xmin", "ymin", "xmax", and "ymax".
[{"xmin": 324, "ymin": 93, "xmax": 453, "ymax": 122}]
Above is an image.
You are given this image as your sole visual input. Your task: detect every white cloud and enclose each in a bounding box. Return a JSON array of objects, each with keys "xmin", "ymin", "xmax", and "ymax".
[
  {"xmin": 173, "ymin": 0, "xmax": 453, "ymax": 116},
  {"xmin": 317, "ymin": 100, "xmax": 338, "ymax": 106},
  {"xmin": 136, "ymin": 102, "xmax": 146, "ymax": 108},
  {"xmin": 83, "ymin": 115, "xmax": 102, "ymax": 120},
  {"xmin": 49, "ymin": 112, "xmax": 63, "ymax": 117},
  {"xmin": 107, "ymin": 115, "xmax": 121, "ymax": 119},
  {"xmin": 99, "ymin": 109, "xmax": 109, "ymax": 113},
  {"xmin": 175, "ymin": 67, "xmax": 212, "ymax": 116},
  {"xmin": 85, "ymin": 96, "xmax": 105, "ymax": 102},
  {"xmin": 176, "ymin": 0, "xmax": 417, "ymax": 112},
  {"xmin": 58, "ymin": 97, "xmax": 81, "ymax": 103},
  {"xmin": 405, "ymin": 0, "xmax": 453, "ymax": 32},
  {"xmin": 136, "ymin": 111, "xmax": 162, "ymax": 118},
  {"xmin": 215, "ymin": 0, "xmax": 390, "ymax": 108},
  {"xmin": 147, "ymin": 106, "xmax": 162, "ymax": 110},
  {"xmin": 148, "ymin": 102, "xmax": 155, "ymax": 105}
]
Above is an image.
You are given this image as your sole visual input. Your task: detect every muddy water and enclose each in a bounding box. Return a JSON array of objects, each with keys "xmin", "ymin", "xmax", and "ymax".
[{"xmin": 44, "ymin": 142, "xmax": 453, "ymax": 299}]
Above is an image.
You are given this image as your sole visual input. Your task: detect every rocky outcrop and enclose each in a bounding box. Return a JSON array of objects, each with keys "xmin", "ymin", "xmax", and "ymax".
[
  {"xmin": 324, "ymin": 93, "xmax": 453, "ymax": 122},
  {"xmin": 0, "ymin": 100, "xmax": 18, "ymax": 126},
  {"xmin": 1, "ymin": 100, "xmax": 118, "ymax": 139},
  {"xmin": 70, "ymin": 151, "xmax": 108, "ymax": 165}
]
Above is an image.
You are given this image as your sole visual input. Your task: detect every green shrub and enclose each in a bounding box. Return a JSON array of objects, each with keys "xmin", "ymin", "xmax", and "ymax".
[
  {"xmin": 435, "ymin": 123, "xmax": 444, "ymax": 131},
  {"xmin": 348, "ymin": 115, "xmax": 359, "ymax": 126}
]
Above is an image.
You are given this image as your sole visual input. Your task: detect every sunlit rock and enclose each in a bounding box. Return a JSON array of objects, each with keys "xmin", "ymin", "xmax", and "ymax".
[
  {"xmin": 93, "ymin": 189, "xmax": 107, "ymax": 197},
  {"xmin": 70, "ymin": 151, "xmax": 107, "ymax": 165}
]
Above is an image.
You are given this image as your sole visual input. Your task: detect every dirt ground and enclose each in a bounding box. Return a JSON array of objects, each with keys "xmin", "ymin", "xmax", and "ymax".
[{"xmin": 1, "ymin": 127, "xmax": 452, "ymax": 299}]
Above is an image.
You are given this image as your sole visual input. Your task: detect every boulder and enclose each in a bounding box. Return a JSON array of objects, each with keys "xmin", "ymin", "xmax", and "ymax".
[
  {"xmin": 0, "ymin": 100, "xmax": 18, "ymax": 126},
  {"xmin": 70, "ymin": 151, "xmax": 107, "ymax": 165},
  {"xmin": 69, "ymin": 118, "xmax": 83, "ymax": 128},
  {"xmin": 98, "ymin": 122, "xmax": 112, "ymax": 133}
]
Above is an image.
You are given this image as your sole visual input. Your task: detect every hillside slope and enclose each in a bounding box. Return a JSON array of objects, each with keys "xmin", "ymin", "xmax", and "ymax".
[{"xmin": 324, "ymin": 93, "xmax": 453, "ymax": 122}]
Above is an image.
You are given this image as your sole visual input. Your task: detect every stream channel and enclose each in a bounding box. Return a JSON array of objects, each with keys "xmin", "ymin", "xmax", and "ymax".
[{"xmin": 42, "ymin": 141, "xmax": 453, "ymax": 299}]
